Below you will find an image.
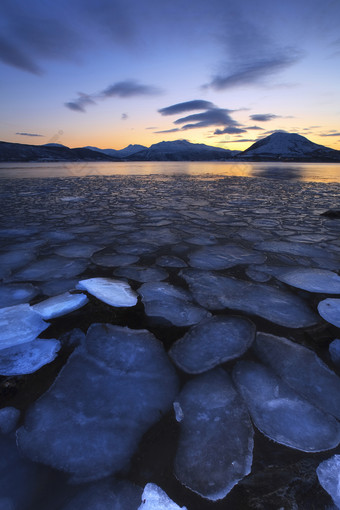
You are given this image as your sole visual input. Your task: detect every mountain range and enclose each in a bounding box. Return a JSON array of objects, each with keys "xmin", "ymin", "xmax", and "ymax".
[{"xmin": 1, "ymin": 132, "xmax": 339, "ymax": 163}]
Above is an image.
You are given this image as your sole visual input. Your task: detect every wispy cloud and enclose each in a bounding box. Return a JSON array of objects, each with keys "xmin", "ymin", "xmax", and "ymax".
[
  {"xmin": 158, "ymin": 100, "xmax": 215, "ymax": 116},
  {"xmin": 246, "ymin": 125, "xmax": 264, "ymax": 130},
  {"xmin": 173, "ymin": 108, "xmax": 238, "ymax": 130},
  {"xmin": 154, "ymin": 128, "xmax": 181, "ymax": 134},
  {"xmin": 250, "ymin": 113, "xmax": 280, "ymax": 122},
  {"xmin": 214, "ymin": 127, "xmax": 247, "ymax": 135},
  {"xmin": 65, "ymin": 80, "xmax": 162, "ymax": 112},
  {"xmin": 320, "ymin": 132, "xmax": 340, "ymax": 137},
  {"xmin": 16, "ymin": 132, "xmax": 44, "ymax": 137}
]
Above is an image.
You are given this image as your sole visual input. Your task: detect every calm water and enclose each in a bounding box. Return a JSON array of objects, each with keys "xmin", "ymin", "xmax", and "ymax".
[{"xmin": 0, "ymin": 160, "xmax": 340, "ymax": 182}]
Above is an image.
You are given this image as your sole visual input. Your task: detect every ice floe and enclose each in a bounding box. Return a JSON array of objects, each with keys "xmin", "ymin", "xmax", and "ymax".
[
  {"xmin": 317, "ymin": 455, "xmax": 340, "ymax": 509},
  {"xmin": 0, "ymin": 407, "xmax": 20, "ymax": 434},
  {"xmin": 318, "ymin": 298, "xmax": 340, "ymax": 328},
  {"xmin": 0, "ymin": 338, "xmax": 60, "ymax": 375},
  {"xmin": 180, "ymin": 270, "xmax": 318, "ymax": 328},
  {"xmin": 32, "ymin": 291, "xmax": 88, "ymax": 319},
  {"xmin": 76, "ymin": 277, "xmax": 138, "ymax": 307},
  {"xmin": 329, "ymin": 339, "xmax": 340, "ymax": 368},
  {"xmin": 55, "ymin": 242, "xmax": 101, "ymax": 258},
  {"xmin": 139, "ymin": 483, "xmax": 187, "ymax": 510},
  {"xmin": 114, "ymin": 265, "xmax": 169, "ymax": 283},
  {"xmin": 0, "ymin": 304, "xmax": 49, "ymax": 350},
  {"xmin": 92, "ymin": 251, "xmax": 139, "ymax": 267},
  {"xmin": 17, "ymin": 324, "xmax": 178, "ymax": 481},
  {"xmin": 174, "ymin": 369, "xmax": 253, "ymax": 500},
  {"xmin": 254, "ymin": 332, "xmax": 340, "ymax": 420},
  {"xmin": 169, "ymin": 315, "xmax": 255, "ymax": 374},
  {"xmin": 233, "ymin": 361, "xmax": 340, "ymax": 452},
  {"xmin": 0, "ymin": 283, "xmax": 38, "ymax": 309},
  {"xmin": 271, "ymin": 267, "xmax": 340, "ymax": 293},
  {"xmin": 138, "ymin": 282, "xmax": 211, "ymax": 326},
  {"xmin": 156, "ymin": 255, "xmax": 187, "ymax": 268},
  {"xmin": 188, "ymin": 244, "xmax": 266, "ymax": 270},
  {"xmin": 13, "ymin": 256, "xmax": 88, "ymax": 282}
]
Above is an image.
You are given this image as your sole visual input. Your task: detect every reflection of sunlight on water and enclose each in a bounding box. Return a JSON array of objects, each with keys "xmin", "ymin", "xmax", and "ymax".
[{"xmin": 0, "ymin": 161, "xmax": 340, "ymax": 182}]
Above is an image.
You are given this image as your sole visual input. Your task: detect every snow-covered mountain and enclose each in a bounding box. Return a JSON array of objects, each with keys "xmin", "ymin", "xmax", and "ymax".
[
  {"xmin": 240, "ymin": 132, "xmax": 340, "ymax": 161},
  {"xmin": 128, "ymin": 139, "xmax": 236, "ymax": 161},
  {"xmin": 85, "ymin": 144, "xmax": 146, "ymax": 158}
]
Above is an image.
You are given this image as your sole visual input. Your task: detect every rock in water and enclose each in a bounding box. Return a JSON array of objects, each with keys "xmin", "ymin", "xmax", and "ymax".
[
  {"xmin": 32, "ymin": 292, "xmax": 88, "ymax": 319},
  {"xmin": 180, "ymin": 270, "xmax": 318, "ymax": 328},
  {"xmin": 254, "ymin": 332, "xmax": 340, "ymax": 420},
  {"xmin": 76, "ymin": 277, "xmax": 138, "ymax": 307},
  {"xmin": 17, "ymin": 324, "xmax": 178, "ymax": 482},
  {"xmin": 0, "ymin": 304, "xmax": 49, "ymax": 350},
  {"xmin": 138, "ymin": 483, "xmax": 187, "ymax": 510},
  {"xmin": 174, "ymin": 369, "xmax": 254, "ymax": 500},
  {"xmin": 0, "ymin": 339, "xmax": 61, "ymax": 376},
  {"xmin": 318, "ymin": 298, "xmax": 340, "ymax": 328},
  {"xmin": 169, "ymin": 315, "xmax": 255, "ymax": 374},
  {"xmin": 317, "ymin": 455, "xmax": 340, "ymax": 509},
  {"xmin": 233, "ymin": 361, "xmax": 340, "ymax": 452}
]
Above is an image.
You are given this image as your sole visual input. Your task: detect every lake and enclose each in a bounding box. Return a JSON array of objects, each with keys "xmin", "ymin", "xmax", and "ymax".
[{"xmin": 1, "ymin": 160, "xmax": 340, "ymax": 182}]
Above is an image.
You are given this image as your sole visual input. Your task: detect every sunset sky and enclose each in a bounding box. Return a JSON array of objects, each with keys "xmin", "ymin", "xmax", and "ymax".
[{"xmin": 1, "ymin": 0, "xmax": 340, "ymax": 151}]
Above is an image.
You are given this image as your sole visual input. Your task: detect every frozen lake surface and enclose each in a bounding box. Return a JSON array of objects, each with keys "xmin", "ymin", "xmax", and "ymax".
[{"xmin": 1, "ymin": 166, "xmax": 340, "ymax": 509}]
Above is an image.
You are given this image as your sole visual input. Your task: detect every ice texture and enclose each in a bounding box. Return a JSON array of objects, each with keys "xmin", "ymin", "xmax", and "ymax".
[
  {"xmin": 13, "ymin": 256, "xmax": 88, "ymax": 281},
  {"xmin": 156, "ymin": 255, "xmax": 187, "ymax": 268},
  {"xmin": 0, "ymin": 338, "xmax": 60, "ymax": 375},
  {"xmin": 272, "ymin": 267, "xmax": 340, "ymax": 293},
  {"xmin": 92, "ymin": 251, "xmax": 139, "ymax": 267},
  {"xmin": 233, "ymin": 361, "xmax": 340, "ymax": 452},
  {"xmin": 254, "ymin": 332, "xmax": 340, "ymax": 420},
  {"xmin": 138, "ymin": 282, "xmax": 211, "ymax": 326},
  {"xmin": 318, "ymin": 299, "xmax": 340, "ymax": 328},
  {"xmin": 0, "ymin": 407, "xmax": 20, "ymax": 434},
  {"xmin": 0, "ymin": 304, "xmax": 49, "ymax": 350},
  {"xmin": 76, "ymin": 277, "xmax": 138, "ymax": 307},
  {"xmin": 329, "ymin": 339, "xmax": 340, "ymax": 368},
  {"xmin": 188, "ymin": 244, "xmax": 266, "ymax": 270},
  {"xmin": 17, "ymin": 324, "xmax": 178, "ymax": 481},
  {"xmin": 114, "ymin": 265, "xmax": 169, "ymax": 283},
  {"xmin": 32, "ymin": 292, "xmax": 88, "ymax": 319},
  {"xmin": 254, "ymin": 240, "xmax": 338, "ymax": 259},
  {"xmin": 0, "ymin": 283, "xmax": 38, "ymax": 309},
  {"xmin": 180, "ymin": 270, "xmax": 318, "ymax": 328},
  {"xmin": 139, "ymin": 483, "xmax": 187, "ymax": 509},
  {"xmin": 317, "ymin": 455, "xmax": 340, "ymax": 509},
  {"xmin": 174, "ymin": 369, "xmax": 253, "ymax": 500},
  {"xmin": 54, "ymin": 242, "xmax": 101, "ymax": 258},
  {"xmin": 169, "ymin": 315, "xmax": 255, "ymax": 374},
  {"xmin": 62, "ymin": 480, "xmax": 143, "ymax": 510}
]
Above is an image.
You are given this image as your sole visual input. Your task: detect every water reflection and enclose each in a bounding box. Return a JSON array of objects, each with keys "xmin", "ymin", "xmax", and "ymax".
[{"xmin": 251, "ymin": 166, "xmax": 303, "ymax": 180}]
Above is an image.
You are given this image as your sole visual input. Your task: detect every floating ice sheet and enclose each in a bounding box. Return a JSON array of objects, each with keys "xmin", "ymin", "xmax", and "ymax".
[
  {"xmin": 329, "ymin": 339, "xmax": 340, "ymax": 368},
  {"xmin": 188, "ymin": 244, "xmax": 266, "ymax": 270},
  {"xmin": 55, "ymin": 242, "xmax": 101, "ymax": 258},
  {"xmin": 0, "ymin": 338, "xmax": 60, "ymax": 375},
  {"xmin": 114, "ymin": 265, "xmax": 169, "ymax": 283},
  {"xmin": 317, "ymin": 455, "xmax": 340, "ymax": 509},
  {"xmin": 13, "ymin": 256, "xmax": 88, "ymax": 282},
  {"xmin": 139, "ymin": 483, "xmax": 187, "ymax": 510},
  {"xmin": 254, "ymin": 332, "xmax": 340, "ymax": 420},
  {"xmin": 180, "ymin": 270, "xmax": 318, "ymax": 328},
  {"xmin": 32, "ymin": 292, "xmax": 88, "ymax": 319},
  {"xmin": 318, "ymin": 299, "xmax": 340, "ymax": 328},
  {"xmin": 169, "ymin": 315, "xmax": 255, "ymax": 374},
  {"xmin": 174, "ymin": 369, "xmax": 253, "ymax": 500},
  {"xmin": 138, "ymin": 282, "xmax": 211, "ymax": 326},
  {"xmin": 0, "ymin": 283, "xmax": 38, "ymax": 309},
  {"xmin": 233, "ymin": 361, "xmax": 340, "ymax": 452},
  {"xmin": 77, "ymin": 277, "xmax": 138, "ymax": 307},
  {"xmin": 0, "ymin": 407, "xmax": 20, "ymax": 434},
  {"xmin": 156, "ymin": 255, "xmax": 187, "ymax": 268},
  {"xmin": 17, "ymin": 324, "xmax": 178, "ymax": 481},
  {"xmin": 92, "ymin": 251, "xmax": 139, "ymax": 267},
  {"xmin": 0, "ymin": 304, "xmax": 49, "ymax": 350},
  {"xmin": 272, "ymin": 267, "xmax": 340, "ymax": 293}
]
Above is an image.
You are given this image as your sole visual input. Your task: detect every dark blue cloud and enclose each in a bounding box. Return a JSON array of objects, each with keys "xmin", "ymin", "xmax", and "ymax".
[
  {"xmin": 320, "ymin": 132, "xmax": 340, "ymax": 137},
  {"xmin": 214, "ymin": 127, "xmax": 247, "ymax": 135},
  {"xmin": 246, "ymin": 125, "xmax": 264, "ymax": 130},
  {"xmin": 174, "ymin": 108, "xmax": 238, "ymax": 129},
  {"xmin": 0, "ymin": 35, "xmax": 42, "ymax": 74},
  {"xmin": 250, "ymin": 113, "xmax": 280, "ymax": 122},
  {"xmin": 154, "ymin": 128, "xmax": 181, "ymax": 134},
  {"xmin": 158, "ymin": 100, "xmax": 215, "ymax": 116},
  {"xmin": 101, "ymin": 80, "xmax": 162, "ymax": 98},
  {"xmin": 65, "ymin": 93, "xmax": 96, "ymax": 113},
  {"xmin": 16, "ymin": 132, "xmax": 44, "ymax": 137}
]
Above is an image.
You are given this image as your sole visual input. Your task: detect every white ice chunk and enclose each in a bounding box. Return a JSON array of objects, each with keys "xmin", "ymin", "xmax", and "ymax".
[
  {"xmin": 233, "ymin": 361, "xmax": 340, "ymax": 452},
  {"xmin": 254, "ymin": 332, "xmax": 340, "ymax": 420},
  {"xmin": 174, "ymin": 369, "xmax": 253, "ymax": 500},
  {"xmin": 0, "ymin": 304, "xmax": 48, "ymax": 350},
  {"xmin": 169, "ymin": 315, "xmax": 255, "ymax": 374},
  {"xmin": 17, "ymin": 324, "xmax": 178, "ymax": 481},
  {"xmin": 188, "ymin": 244, "xmax": 266, "ymax": 270},
  {"xmin": 0, "ymin": 407, "xmax": 20, "ymax": 434},
  {"xmin": 317, "ymin": 455, "xmax": 340, "ymax": 509},
  {"xmin": 138, "ymin": 282, "xmax": 211, "ymax": 326},
  {"xmin": 180, "ymin": 270, "xmax": 318, "ymax": 328},
  {"xmin": 139, "ymin": 483, "xmax": 187, "ymax": 510},
  {"xmin": 0, "ymin": 283, "xmax": 38, "ymax": 309},
  {"xmin": 0, "ymin": 338, "xmax": 60, "ymax": 375},
  {"xmin": 77, "ymin": 277, "xmax": 138, "ymax": 307},
  {"xmin": 32, "ymin": 292, "xmax": 88, "ymax": 319},
  {"xmin": 318, "ymin": 299, "xmax": 340, "ymax": 328}
]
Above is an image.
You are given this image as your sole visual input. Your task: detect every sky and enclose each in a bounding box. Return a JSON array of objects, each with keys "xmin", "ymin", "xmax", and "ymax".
[{"xmin": 1, "ymin": 0, "xmax": 340, "ymax": 151}]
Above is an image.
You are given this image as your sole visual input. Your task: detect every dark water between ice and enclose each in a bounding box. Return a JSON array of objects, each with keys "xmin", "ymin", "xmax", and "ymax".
[
  {"xmin": 1, "ymin": 160, "xmax": 340, "ymax": 182},
  {"xmin": 1, "ymin": 168, "xmax": 340, "ymax": 509}
]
